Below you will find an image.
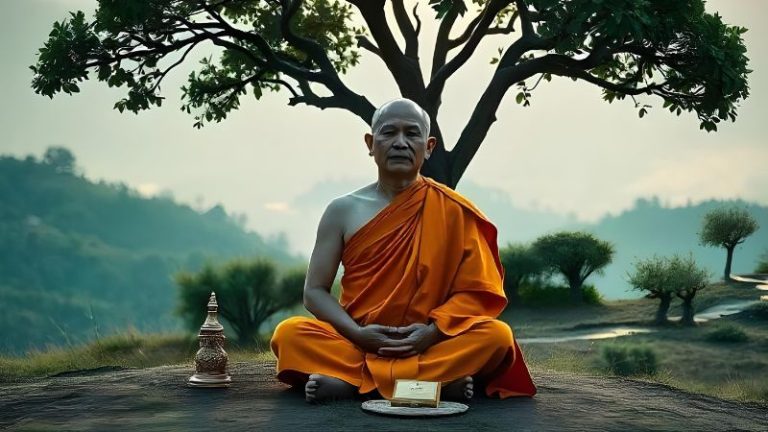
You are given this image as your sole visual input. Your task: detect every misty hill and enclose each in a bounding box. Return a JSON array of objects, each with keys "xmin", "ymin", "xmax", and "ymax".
[
  {"xmin": 279, "ymin": 178, "xmax": 767, "ymax": 300},
  {"xmin": 0, "ymin": 154, "xmax": 299, "ymax": 354},
  {"xmin": 568, "ymin": 197, "xmax": 768, "ymax": 299}
]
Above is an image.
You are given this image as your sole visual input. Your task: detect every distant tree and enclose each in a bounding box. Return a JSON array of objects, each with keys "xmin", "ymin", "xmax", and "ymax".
[
  {"xmin": 627, "ymin": 255, "xmax": 676, "ymax": 325},
  {"xmin": 42, "ymin": 146, "xmax": 76, "ymax": 174},
  {"xmin": 532, "ymin": 231, "xmax": 614, "ymax": 303},
  {"xmin": 499, "ymin": 243, "xmax": 544, "ymax": 303},
  {"xmin": 176, "ymin": 259, "xmax": 305, "ymax": 344},
  {"xmin": 699, "ymin": 206, "xmax": 759, "ymax": 282},
  {"xmin": 756, "ymin": 250, "xmax": 768, "ymax": 274},
  {"xmin": 668, "ymin": 254, "xmax": 710, "ymax": 326}
]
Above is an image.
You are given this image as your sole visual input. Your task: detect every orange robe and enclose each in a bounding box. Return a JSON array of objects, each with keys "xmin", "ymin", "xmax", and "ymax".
[{"xmin": 270, "ymin": 175, "xmax": 536, "ymax": 399}]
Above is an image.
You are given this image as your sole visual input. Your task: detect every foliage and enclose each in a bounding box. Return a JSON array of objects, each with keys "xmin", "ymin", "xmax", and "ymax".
[
  {"xmin": 704, "ymin": 322, "xmax": 749, "ymax": 343},
  {"xmin": 754, "ymin": 250, "xmax": 768, "ymax": 274},
  {"xmin": 176, "ymin": 259, "xmax": 305, "ymax": 344},
  {"xmin": 628, "ymin": 255, "xmax": 675, "ymax": 298},
  {"xmin": 601, "ymin": 343, "xmax": 658, "ymax": 376},
  {"xmin": 499, "ymin": 242, "xmax": 545, "ymax": 300},
  {"xmin": 532, "ymin": 231, "xmax": 614, "ymax": 301},
  {"xmin": 627, "ymin": 254, "xmax": 683, "ymax": 324},
  {"xmin": 743, "ymin": 302, "xmax": 768, "ymax": 321},
  {"xmin": 700, "ymin": 206, "xmax": 759, "ymax": 250},
  {"xmin": 30, "ymin": 0, "xmax": 751, "ymax": 186},
  {"xmin": 518, "ymin": 282, "xmax": 603, "ymax": 307}
]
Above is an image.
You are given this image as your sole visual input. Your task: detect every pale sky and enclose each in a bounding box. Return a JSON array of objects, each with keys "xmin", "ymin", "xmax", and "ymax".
[{"xmin": 1, "ymin": 0, "xmax": 766, "ymax": 255}]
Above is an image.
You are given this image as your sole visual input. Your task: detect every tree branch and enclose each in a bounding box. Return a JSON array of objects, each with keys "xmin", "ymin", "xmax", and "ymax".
[
  {"xmin": 449, "ymin": 55, "xmax": 552, "ymax": 183},
  {"xmin": 355, "ymin": 35, "xmax": 383, "ymax": 59},
  {"xmin": 349, "ymin": 0, "xmax": 426, "ymax": 103},
  {"xmin": 426, "ymin": 0, "xmax": 513, "ymax": 107},
  {"xmin": 431, "ymin": 7, "xmax": 460, "ymax": 79},
  {"xmin": 447, "ymin": 12, "xmax": 483, "ymax": 50},
  {"xmin": 392, "ymin": 0, "xmax": 419, "ymax": 59},
  {"xmin": 194, "ymin": 5, "xmax": 376, "ymax": 122},
  {"xmin": 515, "ymin": 0, "xmax": 534, "ymax": 37}
]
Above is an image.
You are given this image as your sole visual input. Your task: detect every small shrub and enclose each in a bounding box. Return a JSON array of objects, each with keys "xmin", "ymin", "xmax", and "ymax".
[
  {"xmin": 754, "ymin": 250, "xmax": 768, "ymax": 274},
  {"xmin": 601, "ymin": 344, "xmax": 658, "ymax": 376},
  {"xmin": 744, "ymin": 302, "xmax": 768, "ymax": 320},
  {"xmin": 705, "ymin": 322, "xmax": 749, "ymax": 343},
  {"xmin": 519, "ymin": 282, "xmax": 603, "ymax": 307}
]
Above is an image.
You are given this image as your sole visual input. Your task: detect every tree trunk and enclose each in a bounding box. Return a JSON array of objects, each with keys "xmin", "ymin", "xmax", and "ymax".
[
  {"xmin": 420, "ymin": 123, "xmax": 455, "ymax": 187},
  {"xmin": 680, "ymin": 299, "xmax": 696, "ymax": 326},
  {"xmin": 505, "ymin": 278, "xmax": 521, "ymax": 304},
  {"xmin": 724, "ymin": 246, "xmax": 734, "ymax": 282},
  {"xmin": 569, "ymin": 279, "xmax": 582, "ymax": 304},
  {"xmin": 655, "ymin": 294, "xmax": 672, "ymax": 325}
]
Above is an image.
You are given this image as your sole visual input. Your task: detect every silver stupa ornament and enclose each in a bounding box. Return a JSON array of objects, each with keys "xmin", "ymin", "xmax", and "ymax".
[{"xmin": 188, "ymin": 292, "xmax": 232, "ymax": 387}]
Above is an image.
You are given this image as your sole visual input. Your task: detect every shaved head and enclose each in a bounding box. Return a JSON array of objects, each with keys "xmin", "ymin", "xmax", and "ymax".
[{"xmin": 371, "ymin": 98, "xmax": 431, "ymax": 138}]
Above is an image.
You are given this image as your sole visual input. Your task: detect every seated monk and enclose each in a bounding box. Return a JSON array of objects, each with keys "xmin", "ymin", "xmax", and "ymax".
[{"xmin": 270, "ymin": 98, "xmax": 537, "ymax": 403}]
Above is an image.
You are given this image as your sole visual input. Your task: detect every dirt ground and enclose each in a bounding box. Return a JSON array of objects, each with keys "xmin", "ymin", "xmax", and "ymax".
[{"xmin": 1, "ymin": 361, "xmax": 766, "ymax": 431}]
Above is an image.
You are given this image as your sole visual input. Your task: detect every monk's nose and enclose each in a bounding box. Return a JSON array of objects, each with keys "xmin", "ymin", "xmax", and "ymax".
[{"xmin": 393, "ymin": 134, "xmax": 408, "ymax": 149}]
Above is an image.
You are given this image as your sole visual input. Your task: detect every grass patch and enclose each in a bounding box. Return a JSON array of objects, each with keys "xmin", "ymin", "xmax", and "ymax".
[
  {"xmin": 704, "ymin": 323, "xmax": 749, "ymax": 343},
  {"xmin": 0, "ymin": 330, "xmax": 275, "ymax": 380},
  {"xmin": 601, "ymin": 343, "xmax": 659, "ymax": 376},
  {"xmin": 743, "ymin": 302, "xmax": 768, "ymax": 321}
]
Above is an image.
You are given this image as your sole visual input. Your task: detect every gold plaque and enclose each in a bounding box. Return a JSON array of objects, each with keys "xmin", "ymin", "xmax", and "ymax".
[{"xmin": 390, "ymin": 380, "xmax": 441, "ymax": 408}]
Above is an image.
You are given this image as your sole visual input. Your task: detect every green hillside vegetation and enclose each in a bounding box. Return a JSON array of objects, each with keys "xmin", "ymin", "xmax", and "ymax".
[{"xmin": 0, "ymin": 151, "xmax": 300, "ymax": 354}]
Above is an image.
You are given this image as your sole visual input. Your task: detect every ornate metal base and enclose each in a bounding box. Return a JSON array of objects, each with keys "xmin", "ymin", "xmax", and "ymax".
[{"xmin": 187, "ymin": 373, "xmax": 232, "ymax": 388}]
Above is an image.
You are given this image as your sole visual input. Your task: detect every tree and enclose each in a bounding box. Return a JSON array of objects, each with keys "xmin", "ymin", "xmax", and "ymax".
[
  {"xmin": 30, "ymin": 0, "xmax": 751, "ymax": 188},
  {"xmin": 627, "ymin": 255, "xmax": 675, "ymax": 325},
  {"xmin": 532, "ymin": 231, "xmax": 613, "ymax": 303},
  {"xmin": 699, "ymin": 206, "xmax": 759, "ymax": 282},
  {"xmin": 499, "ymin": 242, "xmax": 543, "ymax": 303},
  {"xmin": 42, "ymin": 146, "xmax": 77, "ymax": 174},
  {"xmin": 176, "ymin": 258, "xmax": 305, "ymax": 344},
  {"xmin": 667, "ymin": 253, "xmax": 709, "ymax": 326}
]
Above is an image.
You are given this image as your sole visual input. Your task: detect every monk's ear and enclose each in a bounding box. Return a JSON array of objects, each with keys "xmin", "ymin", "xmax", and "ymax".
[
  {"xmin": 364, "ymin": 133, "xmax": 374, "ymax": 153},
  {"xmin": 426, "ymin": 136, "xmax": 437, "ymax": 153}
]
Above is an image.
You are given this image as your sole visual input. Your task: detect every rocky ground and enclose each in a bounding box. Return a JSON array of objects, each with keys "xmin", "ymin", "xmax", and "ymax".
[{"xmin": 1, "ymin": 361, "xmax": 766, "ymax": 431}]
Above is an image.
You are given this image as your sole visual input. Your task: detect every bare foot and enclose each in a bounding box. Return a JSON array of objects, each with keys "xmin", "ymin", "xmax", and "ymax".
[
  {"xmin": 442, "ymin": 376, "xmax": 474, "ymax": 402},
  {"xmin": 305, "ymin": 373, "xmax": 357, "ymax": 403}
]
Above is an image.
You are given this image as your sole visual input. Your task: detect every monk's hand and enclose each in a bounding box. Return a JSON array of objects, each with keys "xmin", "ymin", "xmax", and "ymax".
[
  {"xmin": 376, "ymin": 323, "xmax": 442, "ymax": 358},
  {"xmin": 353, "ymin": 324, "xmax": 411, "ymax": 354}
]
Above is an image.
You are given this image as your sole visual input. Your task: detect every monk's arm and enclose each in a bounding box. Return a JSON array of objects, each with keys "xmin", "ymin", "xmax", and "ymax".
[
  {"xmin": 303, "ymin": 200, "xmax": 406, "ymax": 353},
  {"xmin": 303, "ymin": 199, "xmax": 361, "ymax": 341}
]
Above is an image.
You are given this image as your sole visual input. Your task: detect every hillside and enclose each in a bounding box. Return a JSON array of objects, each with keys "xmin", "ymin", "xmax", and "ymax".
[
  {"xmin": 0, "ymin": 154, "xmax": 300, "ymax": 354},
  {"xmin": 569, "ymin": 197, "xmax": 768, "ymax": 298}
]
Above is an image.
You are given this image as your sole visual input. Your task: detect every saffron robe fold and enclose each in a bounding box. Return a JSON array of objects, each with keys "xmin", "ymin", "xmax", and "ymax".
[{"xmin": 271, "ymin": 175, "xmax": 537, "ymax": 399}]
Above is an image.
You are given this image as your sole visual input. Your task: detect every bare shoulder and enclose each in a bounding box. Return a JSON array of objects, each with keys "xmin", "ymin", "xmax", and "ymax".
[{"xmin": 320, "ymin": 183, "xmax": 376, "ymax": 224}]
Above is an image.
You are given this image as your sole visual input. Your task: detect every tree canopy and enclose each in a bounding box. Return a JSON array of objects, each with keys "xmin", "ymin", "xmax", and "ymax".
[
  {"xmin": 532, "ymin": 230, "xmax": 614, "ymax": 303},
  {"xmin": 31, "ymin": 0, "xmax": 751, "ymax": 187},
  {"xmin": 699, "ymin": 206, "xmax": 759, "ymax": 281},
  {"xmin": 176, "ymin": 259, "xmax": 305, "ymax": 344}
]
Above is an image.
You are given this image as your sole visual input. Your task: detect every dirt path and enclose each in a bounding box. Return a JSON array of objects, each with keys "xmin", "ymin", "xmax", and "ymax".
[{"xmin": 1, "ymin": 362, "xmax": 766, "ymax": 431}]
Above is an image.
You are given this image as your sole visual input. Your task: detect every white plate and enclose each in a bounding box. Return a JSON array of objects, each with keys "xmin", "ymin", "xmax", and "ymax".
[{"xmin": 361, "ymin": 400, "xmax": 469, "ymax": 417}]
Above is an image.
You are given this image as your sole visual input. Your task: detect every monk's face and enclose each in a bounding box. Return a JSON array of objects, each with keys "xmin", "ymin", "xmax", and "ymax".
[{"xmin": 365, "ymin": 103, "xmax": 436, "ymax": 176}]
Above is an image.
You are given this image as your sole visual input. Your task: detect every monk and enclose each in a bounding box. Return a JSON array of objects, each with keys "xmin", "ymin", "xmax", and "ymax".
[{"xmin": 270, "ymin": 98, "xmax": 537, "ymax": 403}]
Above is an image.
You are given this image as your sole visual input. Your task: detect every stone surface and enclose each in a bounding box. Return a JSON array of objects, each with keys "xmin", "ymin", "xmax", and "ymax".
[{"xmin": 1, "ymin": 361, "xmax": 766, "ymax": 431}]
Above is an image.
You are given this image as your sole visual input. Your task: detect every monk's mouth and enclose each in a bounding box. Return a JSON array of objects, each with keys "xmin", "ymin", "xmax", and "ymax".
[{"xmin": 388, "ymin": 155, "xmax": 412, "ymax": 161}]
